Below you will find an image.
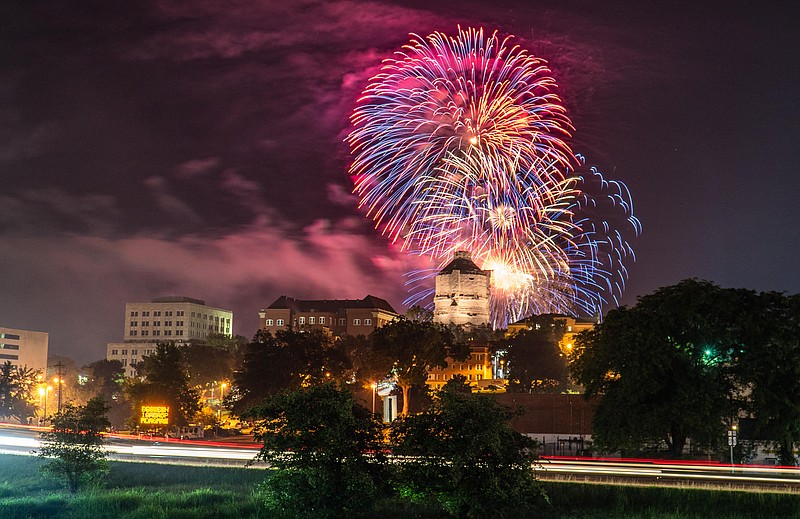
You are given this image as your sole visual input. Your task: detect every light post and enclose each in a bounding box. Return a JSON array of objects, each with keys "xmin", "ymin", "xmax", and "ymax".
[
  {"xmin": 370, "ymin": 383, "xmax": 377, "ymax": 415},
  {"xmin": 218, "ymin": 383, "xmax": 227, "ymax": 420},
  {"xmin": 37, "ymin": 387, "xmax": 45, "ymax": 426},
  {"xmin": 42, "ymin": 385, "xmax": 52, "ymax": 424},
  {"xmin": 727, "ymin": 426, "xmax": 738, "ymax": 474}
]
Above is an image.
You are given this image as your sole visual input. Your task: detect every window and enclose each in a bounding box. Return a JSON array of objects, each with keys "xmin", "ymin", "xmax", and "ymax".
[
  {"xmin": 266, "ymin": 319, "xmax": 274, "ymax": 326},
  {"xmin": 176, "ymin": 330, "xmax": 183, "ymax": 336},
  {"xmin": 309, "ymin": 317, "xmax": 315, "ymax": 324},
  {"xmin": 111, "ymin": 349, "xmax": 118, "ymax": 356},
  {"xmin": 121, "ymin": 359, "xmax": 127, "ymax": 366},
  {"xmin": 164, "ymin": 320, "xmax": 172, "ymax": 326},
  {"xmin": 132, "ymin": 349, "xmax": 138, "ymax": 356},
  {"xmin": 130, "ymin": 311, "xmax": 136, "ymax": 317},
  {"xmin": 122, "ymin": 349, "xmax": 128, "ymax": 355},
  {"xmin": 364, "ymin": 318, "xmax": 372, "ymax": 326},
  {"xmin": 130, "ymin": 321, "xmax": 137, "ymax": 327},
  {"xmin": 143, "ymin": 311, "xmax": 150, "ymax": 317},
  {"xmin": 339, "ymin": 318, "xmax": 345, "ymax": 326},
  {"xmin": 277, "ymin": 319, "xmax": 284, "ymax": 326},
  {"xmin": 354, "ymin": 319, "xmax": 361, "ymax": 325},
  {"xmin": 154, "ymin": 330, "xmax": 160, "ymax": 336},
  {"xmin": 299, "ymin": 317, "xmax": 306, "ymax": 325},
  {"xmin": 319, "ymin": 317, "xmax": 325, "ymax": 324},
  {"xmin": 177, "ymin": 310, "xmax": 184, "ymax": 316},
  {"xmin": 177, "ymin": 320, "xmax": 183, "ymax": 326},
  {"xmin": 142, "ymin": 321, "xmax": 149, "ymax": 327},
  {"xmin": 165, "ymin": 330, "xmax": 172, "ymax": 336},
  {"xmin": 154, "ymin": 311, "xmax": 161, "ymax": 316},
  {"xmin": 130, "ymin": 330, "xmax": 138, "ymax": 336},
  {"xmin": 154, "ymin": 321, "xmax": 161, "ymax": 326},
  {"xmin": 142, "ymin": 330, "xmax": 149, "ymax": 336},
  {"xmin": 166, "ymin": 311, "xmax": 172, "ymax": 316}
]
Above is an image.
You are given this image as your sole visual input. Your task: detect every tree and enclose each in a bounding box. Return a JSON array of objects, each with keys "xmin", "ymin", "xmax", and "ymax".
[
  {"xmin": 38, "ymin": 396, "xmax": 110, "ymax": 493},
  {"xmin": 0, "ymin": 361, "xmax": 41, "ymax": 423},
  {"xmin": 571, "ymin": 279, "xmax": 743, "ymax": 457},
  {"xmin": 125, "ymin": 342, "xmax": 200, "ymax": 429},
  {"xmin": 505, "ymin": 325, "xmax": 569, "ymax": 394},
  {"xmin": 228, "ymin": 329, "xmax": 351, "ymax": 416},
  {"xmin": 390, "ymin": 385, "xmax": 544, "ymax": 518},
  {"xmin": 79, "ymin": 359, "xmax": 128, "ymax": 427},
  {"xmin": 245, "ymin": 382, "xmax": 386, "ymax": 518},
  {"xmin": 736, "ymin": 292, "xmax": 800, "ymax": 465},
  {"xmin": 371, "ymin": 318, "xmax": 466, "ymax": 415}
]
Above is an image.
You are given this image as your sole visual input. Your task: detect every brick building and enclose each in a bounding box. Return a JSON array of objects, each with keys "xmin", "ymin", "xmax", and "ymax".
[{"xmin": 259, "ymin": 295, "xmax": 399, "ymax": 337}]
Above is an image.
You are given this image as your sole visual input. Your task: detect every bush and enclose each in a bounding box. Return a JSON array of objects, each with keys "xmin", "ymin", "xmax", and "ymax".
[{"xmin": 390, "ymin": 386, "xmax": 547, "ymax": 518}]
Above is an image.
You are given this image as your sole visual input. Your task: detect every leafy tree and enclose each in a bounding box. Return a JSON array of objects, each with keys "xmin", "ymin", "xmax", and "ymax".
[
  {"xmin": 371, "ymin": 318, "xmax": 466, "ymax": 415},
  {"xmin": 181, "ymin": 343, "xmax": 238, "ymax": 388},
  {"xmin": 405, "ymin": 305, "xmax": 433, "ymax": 322},
  {"xmin": 571, "ymin": 279, "xmax": 743, "ymax": 457},
  {"xmin": 736, "ymin": 292, "xmax": 800, "ymax": 464},
  {"xmin": 79, "ymin": 359, "xmax": 128, "ymax": 427},
  {"xmin": 228, "ymin": 329, "xmax": 351, "ymax": 416},
  {"xmin": 245, "ymin": 382, "xmax": 386, "ymax": 518},
  {"xmin": 390, "ymin": 385, "xmax": 544, "ymax": 518},
  {"xmin": 125, "ymin": 342, "xmax": 200, "ymax": 428},
  {"xmin": 441, "ymin": 374, "xmax": 473, "ymax": 394},
  {"xmin": 38, "ymin": 396, "xmax": 110, "ymax": 493},
  {"xmin": 0, "ymin": 361, "xmax": 41, "ymax": 423},
  {"xmin": 505, "ymin": 325, "xmax": 569, "ymax": 394}
]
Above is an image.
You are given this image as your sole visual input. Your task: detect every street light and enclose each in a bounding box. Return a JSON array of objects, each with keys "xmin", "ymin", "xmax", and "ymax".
[
  {"xmin": 218, "ymin": 383, "xmax": 227, "ymax": 420},
  {"xmin": 728, "ymin": 425, "xmax": 738, "ymax": 474},
  {"xmin": 40, "ymin": 385, "xmax": 52, "ymax": 424},
  {"xmin": 370, "ymin": 382, "xmax": 377, "ymax": 415},
  {"xmin": 37, "ymin": 387, "xmax": 45, "ymax": 426}
]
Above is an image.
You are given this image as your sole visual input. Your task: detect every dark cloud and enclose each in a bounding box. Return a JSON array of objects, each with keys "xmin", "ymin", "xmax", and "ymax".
[{"xmin": 1, "ymin": 0, "xmax": 798, "ymax": 363}]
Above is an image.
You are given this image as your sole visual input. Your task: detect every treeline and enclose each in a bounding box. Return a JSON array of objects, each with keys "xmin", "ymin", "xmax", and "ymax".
[{"xmin": 571, "ymin": 278, "xmax": 800, "ymax": 464}]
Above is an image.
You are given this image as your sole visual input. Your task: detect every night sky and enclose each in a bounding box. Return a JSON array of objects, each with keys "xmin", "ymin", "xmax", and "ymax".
[{"xmin": 2, "ymin": 0, "xmax": 798, "ymax": 364}]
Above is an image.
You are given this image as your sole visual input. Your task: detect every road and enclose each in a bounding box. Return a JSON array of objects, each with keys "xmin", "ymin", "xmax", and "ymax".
[
  {"xmin": 0, "ymin": 423, "xmax": 263, "ymax": 467},
  {"xmin": 3, "ymin": 424, "xmax": 800, "ymax": 491},
  {"xmin": 538, "ymin": 456, "xmax": 800, "ymax": 492}
]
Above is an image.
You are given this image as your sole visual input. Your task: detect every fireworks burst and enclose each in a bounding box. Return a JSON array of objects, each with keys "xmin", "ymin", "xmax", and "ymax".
[{"xmin": 347, "ymin": 26, "xmax": 640, "ymax": 328}]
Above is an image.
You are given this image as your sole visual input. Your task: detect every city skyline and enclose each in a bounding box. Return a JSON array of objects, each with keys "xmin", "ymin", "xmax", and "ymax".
[{"xmin": 2, "ymin": 0, "xmax": 798, "ymax": 364}]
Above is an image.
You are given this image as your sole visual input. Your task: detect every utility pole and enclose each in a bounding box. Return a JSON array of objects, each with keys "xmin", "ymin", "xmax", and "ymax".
[{"xmin": 54, "ymin": 361, "xmax": 65, "ymax": 413}]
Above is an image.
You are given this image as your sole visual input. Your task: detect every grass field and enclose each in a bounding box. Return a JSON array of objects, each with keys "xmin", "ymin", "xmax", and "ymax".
[{"xmin": 1, "ymin": 454, "xmax": 799, "ymax": 518}]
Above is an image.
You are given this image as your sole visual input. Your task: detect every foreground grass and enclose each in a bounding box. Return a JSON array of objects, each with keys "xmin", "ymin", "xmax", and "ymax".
[{"xmin": 1, "ymin": 454, "xmax": 799, "ymax": 518}]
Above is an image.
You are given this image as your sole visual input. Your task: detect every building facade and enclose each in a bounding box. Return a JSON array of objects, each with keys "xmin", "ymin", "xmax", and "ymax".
[
  {"xmin": 259, "ymin": 295, "xmax": 399, "ymax": 337},
  {"xmin": 0, "ymin": 326, "xmax": 48, "ymax": 374},
  {"xmin": 433, "ymin": 251, "xmax": 491, "ymax": 327},
  {"xmin": 506, "ymin": 314, "xmax": 596, "ymax": 355},
  {"xmin": 426, "ymin": 345, "xmax": 493, "ymax": 391},
  {"xmin": 107, "ymin": 296, "xmax": 233, "ymax": 377}
]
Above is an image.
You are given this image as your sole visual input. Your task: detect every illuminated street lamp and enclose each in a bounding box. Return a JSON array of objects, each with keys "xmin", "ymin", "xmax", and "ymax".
[
  {"xmin": 40, "ymin": 385, "xmax": 53, "ymax": 424},
  {"xmin": 370, "ymin": 382, "xmax": 377, "ymax": 415},
  {"xmin": 728, "ymin": 425, "xmax": 738, "ymax": 474},
  {"xmin": 218, "ymin": 382, "xmax": 227, "ymax": 420}
]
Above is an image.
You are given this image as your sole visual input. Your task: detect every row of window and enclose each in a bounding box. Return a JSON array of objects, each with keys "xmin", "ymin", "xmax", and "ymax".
[
  {"xmin": 129, "ymin": 310, "xmax": 230, "ymax": 321},
  {"xmin": 0, "ymin": 333, "xmax": 20, "ymax": 340},
  {"xmin": 130, "ymin": 329, "xmax": 184, "ymax": 337},
  {"xmin": 130, "ymin": 320, "xmax": 186, "ymax": 327},
  {"xmin": 130, "ymin": 310, "xmax": 188, "ymax": 317},
  {"xmin": 432, "ymin": 364, "xmax": 486, "ymax": 372},
  {"xmin": 0, "ymin": 343, "xmax": 20, "ymax": 350},
  {"xmin": 428, "ymin": 373, "xmax": 484, "ymax": 381},
  {"xmin": 264, "ymin": 317, "xmax": 373, "ymax": 327},
  {"xmin": 0, "ymin": 353, "xmax": 19, "ymax": 360},
  {"xmin": 110, "ymin": 348, "xmax": 155, "ymax": 356}
]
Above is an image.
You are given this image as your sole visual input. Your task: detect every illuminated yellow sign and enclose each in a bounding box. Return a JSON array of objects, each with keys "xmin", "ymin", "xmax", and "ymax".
[{"xmin": 140, "ymin": 406, "xmax": 169, "ymax": 425}]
